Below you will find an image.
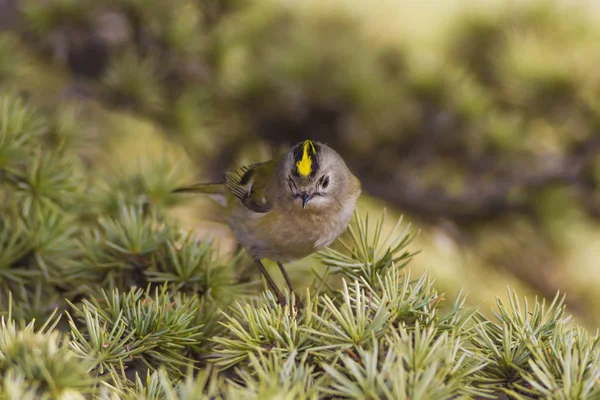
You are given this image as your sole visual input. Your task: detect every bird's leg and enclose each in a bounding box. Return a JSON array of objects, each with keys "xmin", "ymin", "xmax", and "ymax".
[
  {"xmin": 254, "ymin": 259, "xmax": 286, "ymax": 306},
  {"xmin": 276, "ymin": 262, "xmax": 296, "ymax": 292},
  {"xmin": 277, "ymin": 262, "xmax": 304, "ymax": 309}
]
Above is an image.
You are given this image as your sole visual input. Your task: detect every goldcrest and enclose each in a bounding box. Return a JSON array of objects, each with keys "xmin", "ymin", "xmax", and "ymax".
[{"xmin": 174, "ymin": 140, "xmax": 361, "ymax": 308}]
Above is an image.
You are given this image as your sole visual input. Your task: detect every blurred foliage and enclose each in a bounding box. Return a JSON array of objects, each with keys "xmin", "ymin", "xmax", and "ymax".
[
  {"xmin": 2, "ymin": 0, "xmax": 600, "ymax": 397},
  {"xmin": 2, "ymin": 0, "xmax": 600, "ymax": 329}
]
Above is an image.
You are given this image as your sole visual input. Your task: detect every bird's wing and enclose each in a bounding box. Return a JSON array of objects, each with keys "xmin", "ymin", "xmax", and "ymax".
[{"xmin": 225, "ymin": 161, "xmax": 274, "ymax": 213}]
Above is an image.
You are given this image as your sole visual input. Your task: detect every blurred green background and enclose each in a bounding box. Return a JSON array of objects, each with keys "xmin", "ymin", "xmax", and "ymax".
[{"xmin": 2, "ymin": 0, "xmax": 600, "ymax": 328}]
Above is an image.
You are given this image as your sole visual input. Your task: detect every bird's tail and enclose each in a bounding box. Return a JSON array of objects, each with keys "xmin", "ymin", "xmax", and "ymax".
[
  {"xmin": 173, "ymin": 183, "xmax": 227, "ymax": 206},
  {"xmin": 173, "ymin": 183, "xmax": 225, "ymax": 195}
]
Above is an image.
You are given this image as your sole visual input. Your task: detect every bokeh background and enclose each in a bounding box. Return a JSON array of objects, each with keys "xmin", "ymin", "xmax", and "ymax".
[{"xmin": 2, "ymin": 0, "xmax": 600, "ymax": 328}]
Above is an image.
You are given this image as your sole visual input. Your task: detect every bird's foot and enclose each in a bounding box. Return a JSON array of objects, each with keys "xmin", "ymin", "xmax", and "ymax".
[
  {"xmin": 275, "ymin": 292, "xmax": 288, "ymax": 307},
  {"xmin": 292, "ymin": 292, "xmax": 305, "ymax": 311},
  {"xmin": 274, "ymin": 291, "xmax": 305, "ymax": 313}
]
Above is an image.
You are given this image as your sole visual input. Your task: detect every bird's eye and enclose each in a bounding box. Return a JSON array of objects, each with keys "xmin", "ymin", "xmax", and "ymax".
[
  {"xmin": 320, "ymin": 175, "xmax": 330, "ymax": 189},
  {"xmin": 288, "ymin": 178, "xmax": 298, "ymax": 192}
]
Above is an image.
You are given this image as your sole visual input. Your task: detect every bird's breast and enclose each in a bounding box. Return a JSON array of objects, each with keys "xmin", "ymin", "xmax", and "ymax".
[{"xmin": 227, "ymin": 202, "xmax": 355, "ymax": 263}]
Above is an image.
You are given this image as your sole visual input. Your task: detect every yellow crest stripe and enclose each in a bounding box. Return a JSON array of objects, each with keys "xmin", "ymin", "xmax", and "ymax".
[{"xmin": 296, "ymin": 140, "xmax": 316, "ymax": 177}]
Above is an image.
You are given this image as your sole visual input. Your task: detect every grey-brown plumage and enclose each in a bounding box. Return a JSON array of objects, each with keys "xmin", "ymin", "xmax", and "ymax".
[{"xmin": 174, "ymin": 140, "xmax": 361, "ymax": 308}]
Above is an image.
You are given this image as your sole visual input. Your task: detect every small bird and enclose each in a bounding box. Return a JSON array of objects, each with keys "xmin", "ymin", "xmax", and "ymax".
[{"xmin": 174, "ymin": 140, "xmax": 361, "ymax": 308}]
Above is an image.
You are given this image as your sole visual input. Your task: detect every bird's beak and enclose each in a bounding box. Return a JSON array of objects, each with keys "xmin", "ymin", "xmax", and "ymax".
[{"xmin": 301, "ymin": 192, "xmax": 313, "ymax": 209}]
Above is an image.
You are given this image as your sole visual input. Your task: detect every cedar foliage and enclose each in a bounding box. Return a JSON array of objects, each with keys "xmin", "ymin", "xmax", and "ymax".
[{"xmin": 0, "ymin": 91, "xmax": 599, "ymax": 400}]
